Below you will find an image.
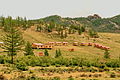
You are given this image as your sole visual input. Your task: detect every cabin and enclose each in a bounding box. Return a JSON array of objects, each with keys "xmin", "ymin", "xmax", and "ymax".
[
  {"xmin": 73, "ymin": 42, "xmax": 79, "ymax": 46},
  {"xmin": 80, "ymin": 43, "xmax": 86, "ymax": 46},
  {"xmin": 88, "ymin": 43, "xmax": 93, "ymax": 46},
  {"xmin": 55, "ymin": 42, "xmax": 62, "ymax": 46},
  {"xmin": 0, "ymin": 42, "xmax": 4, "ymax": 47},
  {"xmin": 62, "ymin": 42, "xmax": 68, "ymax": 46},
  {"xmin": 94, "ymin": 43, "xmax": 110, "ymax": 50},
  {"xmin": 69, "ymin": 48, "xmax": 74, "ymax": 52},
  {"xmin": 32, "ymin": 43, "xmax": 43, "ymax": 49},
  {"xmin": 32, "ymin": 43, "xmax": 53, "ymax": 49},
  {"xmin": 38, "ymin": 52, "xmax": 44, "ymax": 56},
  {"xmin": 48, "ymin": 42, "xmax": 55, "ymax": 46},
  {"xmin": 101, "ymin": 46, "xmax": 110, "ymax": 50}
]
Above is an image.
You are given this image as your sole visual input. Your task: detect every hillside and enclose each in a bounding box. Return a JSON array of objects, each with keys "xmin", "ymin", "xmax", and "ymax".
[
  {"xmin": 1, "ymin": 26, "xmax": 120, "ymax": 59},
  {"xmin": 23, "ymin": 27, "xmax": 120, "ymax": 59},
  {"xmin": 32, "ymin": 14, "xmax": 120, "ymax": 33},
  {"xmin": 1, "ymin": 17, "xmax": 120, "ymax": 80}
]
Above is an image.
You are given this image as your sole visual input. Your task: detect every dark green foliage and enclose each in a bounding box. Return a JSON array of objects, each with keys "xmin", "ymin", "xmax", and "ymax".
[
  {"xmin": 68, "ymin": 77, "xmax": 74, "ymax": 80},
  {"xmin": 24, "ymin": 41, "xmax": 34, "ymax": 56},
  {"xmin": 81, "ymin": 26, "xmax": 85, "ymax": 32},
  {"xmin": 52, "ymin": 76, "xmax": 60, "ymax": 80},
  {"xmin": 104, "ymin": 50, "xmax": 110, "ymax": 59},
  {"xmin": 16, "ymin": 61, "xmax": 28, "ymax": 71},
  {"xmin": 2, "ymin": 25, "xmax": 24, "ymax": 64},
  {"xmin": 78, "ymin": 27, "xmax": 82, "ymax": 35},
  {"xmin": 36, "ymin": 25, "xmax": 42, "ymax": 32},
  {"xmin": 111, "ymin": 15, "xmax": 120, "ymax": 26},
  {"xmin": 55, "ymin": 49, "xmax": 62, "ymax": 58},
  {"xmin": 88, "ymin": 29, "xmax": 99, "ymax": 38},
  {"xmin": 106, "ymin": 59, "xmax": 120, "ymax": 68},
  {"xmin": 44, "ymin": 49, "xmax": 49, "ymax": 56},
  {"xmin": 0, "ymin": 55, "xmax": 4, "ymax": 64},
  {"xmin": 64, "ymin": 30, "xmax": 68, "ymax": 38}
]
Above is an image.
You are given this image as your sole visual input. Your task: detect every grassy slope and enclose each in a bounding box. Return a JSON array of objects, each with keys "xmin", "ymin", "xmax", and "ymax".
[
  {"xmin": 21, "ymin": 26, "xmax": 120, "ymax": 59},
  {"xmin": 0, "ymin": 26, "xmax": 120, "ymax": 59}
]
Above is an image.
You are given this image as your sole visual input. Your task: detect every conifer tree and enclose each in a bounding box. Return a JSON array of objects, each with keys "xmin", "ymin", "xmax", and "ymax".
[
  {"xmin": 2, "ymin": 22, "xmax": 24, "ymax": 64},
  {"xmin": 55, "ymin": 49, "xmax": 61, "ymax": 58},
  {"xmin": 78, "ymin": 27, "xmax": 82, "ymax": 35},
  {"xmin": 44, "ymin": 49, "xmax": 49, "ymax": 56},
  {"xmin": 60, "ymin": 30, "xmax": 64, "ymax": 39},
  {"xmin": 24, "ymin": 41, "xmax": 34, "ymax": 56},
  {"xmin": 64, "ymin": 30, "xmax": 68, "ymax": 38}
]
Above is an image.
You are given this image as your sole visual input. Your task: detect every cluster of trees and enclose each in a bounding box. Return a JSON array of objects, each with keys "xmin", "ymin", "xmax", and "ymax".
[
  {"xmin": 0, "ymin": 16, "xmax": 32, "ymax": 31},
  {"xmin": 36, "ymin": 21, "xmax": 99, "ymax": 39}
]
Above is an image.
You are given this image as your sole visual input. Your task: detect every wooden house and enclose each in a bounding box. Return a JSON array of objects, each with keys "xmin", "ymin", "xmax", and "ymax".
[
  {"xmin": 48, "ymin": 42, "xmax": 55, "ymax": 46},
  {"xmin": 38, "ymin": 52, "xmax": 44, "ymax": 56},
  {"xmin": 73, "ymin": 42, "xmax": 79, "ymax": 46},
  {"xmin": 62, "ymin": 42, "xmax": 68, "ymax": 46},
  {"xmin": 55, "ymin": 42, "xmax": 62, "ymax": 46},
  {"xmin": 69, "ymin": 48, "xmax": 74, "ymax": 52},
  {"xmin": 88, "ymin": 43, "xmax": 93, "ymax": 46},
  {"xmin": 80, "ymin": 43, "xmax": 86, "ymax": 46},
  {"xmin": 32, "ymin": 43, "xmax": 43, "ymax": 49},
  {"xmin": 32, "ymin": 43, "xmax": 53, "ymax": 49},
  {"xmin": 94, "ymin": 43, "xmax": 110, "ymax": 50}
]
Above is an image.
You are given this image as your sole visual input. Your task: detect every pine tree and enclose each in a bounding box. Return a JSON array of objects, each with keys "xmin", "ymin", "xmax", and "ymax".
[
  {"xmin": 104, "ymin": 50, "xmax": 110, "ymax": 59},
  {"xmin": 78, "ymin": 27, "xmax": 82, "ymax": 35},
  {"xmin": 2, "ymin": 24, "xmax": 24, "ymax": 64},
  {"xmin": 44, "ymin": 49, "xmax": 49, "ymax": 56},
  {"xmin": 22, "ymin": 17, "xmax": 28, "ymax": 29},
  {"xmin": 60, "ymin": 30, "xmax": 64, "ymax": 39},
  {"xmin": 0, "ymin": 16, "xmax": 5, "ymax": 27},
  {"xmin": 81, "ymin": 26, "xmax": 85, "ymax": 32},
  {"xmin": 68, "ymin": 28, "xmax": 72, "ymax": 34},
  {"xmin": 24, "ymin": 41, "xmax": 34, "ymax": 56},
  {"xmin": 55, "ymin": 49, "xmax": 61, "ymax": 58},
  {"xmin": 64, "ymin": 30, "xmax": 68, "ymax": 38}
]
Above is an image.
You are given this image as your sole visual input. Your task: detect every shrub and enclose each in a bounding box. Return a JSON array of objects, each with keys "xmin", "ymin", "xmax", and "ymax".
[
  {"xmin": 110, "ymin": 72, "xmax": 116, "ymax": 78},
  {"xmin": 24, "ymin": 41, "xmax": 34, "ymax": 56},
  {"xmin": 0, "ymin": 55, "xmax": 4, "ymax": 64},
  {"xmin": 104, "ymin": 50, "xmax": 110, "ymax": 59},
  {"xmin": 16, "ymin": 61, "xmax": 28, "ymax": 71},
  {"xmin": 55, "ymin": 49, "xmax": 62, "ymax": 58},
  {"xmin": 44, "ymin": 49, "xmax": 49, "ymax": 56},
  {"xmin": 68, "ymin": 76, "xmax": 74, "ymax": 80},
  {"xmin": 52, "ymin": 76, "xmax": 60, "ymax": 80}
]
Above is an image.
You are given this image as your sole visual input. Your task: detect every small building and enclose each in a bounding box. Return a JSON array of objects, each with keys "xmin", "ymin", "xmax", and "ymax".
[
  {"xmin": 48, "ymin": 42, "xmax": 55, "ymax": 46},
  {"xmin": 32, "ymin": 43, "xmax": 53, "ymax": 49},
  {"xmin": 73, "ymin": 42, "xmax": 79, "ymax": 46},
  {"xmin": 62, "ymin": 42, "xmax": 68, "ymax": 46},
  {"xmin": 55, "ymin": 42, "xmax": 62, "ymax": 46},
  {"xmin": 38, "ymin": 52, "xmax": 44, "ymax": 56},
  {"xmin": 80, "ymin": 43, "xmax": 86, "ymax": 46},
  {"xmin": 69, "ymin": 48, "xmax": 74, "ymax": 52},
  {"xmin": 88, "ymin": 43, "xmax": 93, "ymax": 46},
  {"xmin": 32, "ymin": 43, "xmax": 43, "ymax": 49}
]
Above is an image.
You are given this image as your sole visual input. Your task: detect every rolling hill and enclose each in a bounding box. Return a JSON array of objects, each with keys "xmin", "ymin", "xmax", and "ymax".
[{"xmin": 32, "ymin": 14, "xmax": 120, "ymax": 33}]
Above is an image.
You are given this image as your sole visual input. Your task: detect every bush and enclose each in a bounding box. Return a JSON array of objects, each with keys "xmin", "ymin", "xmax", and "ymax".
[
  {"xmin": 110, "ymin": 72, "xmax": 116, "ymax": 78},
  {"xmin": 16, "ymin": 61, "xmax": 28, "ymax": 71},
  {"xmin": 52, "ymin": 76, "xmax": 60, "ymax": 80},
  {"xmin": 0, "ymin": 55, "xmax": 4, "ymax": 64},
  {"xmin": 44, "ymin": 49, "xmax": 49, "ymax": 56}
]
